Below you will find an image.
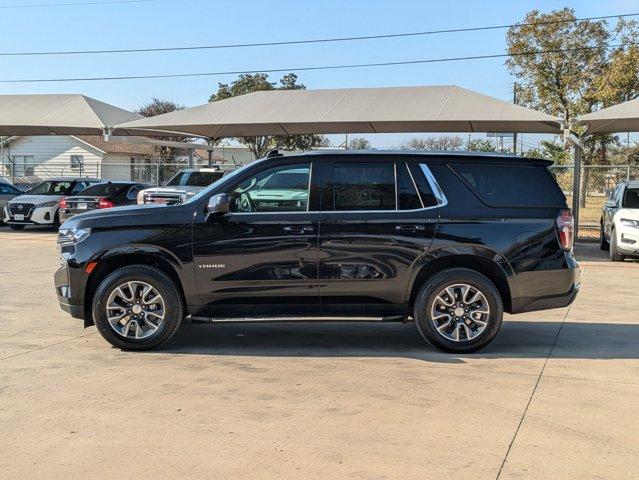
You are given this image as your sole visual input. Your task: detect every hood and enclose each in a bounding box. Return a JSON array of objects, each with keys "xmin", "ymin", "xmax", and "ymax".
[
  {"xmin": 9, "ymin": 194, "xmax": 63, "ymax": 204},
  {"xmin": 615, "ymin": 208, "xmax": 639, "ymax": 221},
  {"xmin": 61, "ymin": 203, "xmax": 172, "ymax": 229}
]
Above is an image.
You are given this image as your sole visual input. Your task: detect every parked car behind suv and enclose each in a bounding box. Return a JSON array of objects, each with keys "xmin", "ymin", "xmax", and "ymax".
[
  {"xmin": 59, "ymin": 181, "xmax": 152, "ymax": 222},
  {"xmin": 600, "ymin": 180, "xmax": 639, "ymax": 261},
  {"xmin": 4, "ymin": 177, "xmax": 101, "ymax": 230},
  {"xmin": 138, "ymin": 168, "xmax": 228, "ymax": 205},
  {"xmin": 55, "ymin": 151, "xmax": 580, "ymax": 353},
  {"xmin": 0, "ymin": 180, "xmax": 23, "ymax": 224}
]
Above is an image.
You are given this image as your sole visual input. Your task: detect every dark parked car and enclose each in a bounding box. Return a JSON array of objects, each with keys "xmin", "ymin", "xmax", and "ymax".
[
  {"xmin": 55, "ymin": 151, "xmax": 580, "ymax": 352},
  {"xmin": 59, "ymin": 181, "xmax": 151, "ymax": 222}
]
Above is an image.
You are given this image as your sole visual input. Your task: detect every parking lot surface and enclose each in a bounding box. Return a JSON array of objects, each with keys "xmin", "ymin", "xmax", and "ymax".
[{"xmin": 1, "ymin": 228, "xmax": 638, "ymax": 480}]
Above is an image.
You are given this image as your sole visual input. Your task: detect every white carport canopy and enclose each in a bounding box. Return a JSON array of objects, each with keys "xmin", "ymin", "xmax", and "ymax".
[
  {"xmin": 113, "ymin": 85, "xmax": 562, "ymax": 138},
  {"xmin": 577, "ymin": 98, "xmax": 639, "ymax": 134},
  {"xmin": 0, "ymin": 94, "xmax": 142, "ymax": 136}
]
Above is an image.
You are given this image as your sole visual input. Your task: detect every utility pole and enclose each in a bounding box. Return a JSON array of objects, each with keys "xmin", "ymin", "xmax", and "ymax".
[{"xmin": 513, "ymin": 82, "xmax": 518, "ymax": 154}]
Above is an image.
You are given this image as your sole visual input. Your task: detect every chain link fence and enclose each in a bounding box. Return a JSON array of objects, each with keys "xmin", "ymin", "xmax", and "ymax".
[
  {"xmin": 549, "ymin": 164, "xmax": 639, "ymax": 239},
  {"xmin": 0, "ymin": 158, "xmax": 239, "ymax": 191}
]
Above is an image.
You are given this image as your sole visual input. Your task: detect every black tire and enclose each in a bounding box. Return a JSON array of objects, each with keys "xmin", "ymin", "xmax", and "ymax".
[
  {"xmin": 414, "ymin": 268, "xmax": 503, "ymax": 353},
  {"xmin": 52, "ymin": 211, "xmax": 61, "ymax": 229},
  {"xmin": 610, "ymin": 230, "xmax": 625, "ymax": 262},
  {"xmin": 9, "ymin": 224, "xmax": 25, "ymax": 230},
  {"xmin": 92, "ymin": 265, "xmax": 183, "ymax": 350},
  {"xmin": 600, "ymin": 225, "xmax": 610, "ymax": 251}
]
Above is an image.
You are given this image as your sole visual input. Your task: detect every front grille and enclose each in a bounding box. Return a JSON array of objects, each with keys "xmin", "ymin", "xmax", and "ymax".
[
  {"xmin": 9, "ymin": 203, "xmax": 34, "ymax": 216},
  {"xmin": 143, "ymin": 193, "xmax": 183, "ymax": 205}
]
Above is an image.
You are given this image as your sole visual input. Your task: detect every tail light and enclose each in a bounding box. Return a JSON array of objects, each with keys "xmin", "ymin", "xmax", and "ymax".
[
  {"xmin": 59, "ymin": 197, "xmax": 67, "ymax": 209},
  {"xmin": 98, "ymin": 199, "xmax": 114, "ymax": 209},
  {"xmin": 556, "ymin": 209, "xmax": 574, "ymax": 251}
]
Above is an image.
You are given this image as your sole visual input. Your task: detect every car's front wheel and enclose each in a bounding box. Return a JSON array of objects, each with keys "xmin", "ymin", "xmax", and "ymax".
[
  {"xmin": 610, "ymin": 229, "xmax": 625, "ymax": 262},
  {"xmin": 92, "ymin": 265, "xmax": 183, "ymax": 350},
  {"xmin": 414, "ymin": 268, "xmax": 503, "ymax": 353},
  {"xmin": 600, "ymin": 225, "xmax": 610, "ymax": 251}
]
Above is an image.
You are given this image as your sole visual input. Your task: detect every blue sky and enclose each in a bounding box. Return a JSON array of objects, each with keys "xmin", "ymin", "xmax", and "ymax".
[{"xmin": 1, "ymin": 0, "xmax": 638, "ymax": 147}]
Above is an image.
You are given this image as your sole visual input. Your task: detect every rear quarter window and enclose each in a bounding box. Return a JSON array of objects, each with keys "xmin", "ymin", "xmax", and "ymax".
[{"xmin": 449, "ymin": 163, "xmax": 563, "ymax": 207}]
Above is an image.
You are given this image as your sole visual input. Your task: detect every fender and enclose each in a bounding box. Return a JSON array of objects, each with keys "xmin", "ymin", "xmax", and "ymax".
[{"xmin": 403, "ymin": 243, "xmax": 516, "ymax": 306}]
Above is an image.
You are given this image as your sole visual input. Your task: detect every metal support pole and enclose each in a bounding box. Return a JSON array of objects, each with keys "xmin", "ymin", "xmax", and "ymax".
[
  {"xmin": 188, "ymin": 149, "xmax": 194, "ymax": 169},
  {"xmin": 572, "ymin": 144, "xmax": 582, "ymax": 240}
]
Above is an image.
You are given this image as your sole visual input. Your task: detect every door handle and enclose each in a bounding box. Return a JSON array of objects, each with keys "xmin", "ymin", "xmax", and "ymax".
[
  {"xmin": 283, "ymin": 225, "xmax": 314, "ymax": 234},
  {"xmin": 395, "ymin": 224, "xmax": 425, "ymax": 232}
]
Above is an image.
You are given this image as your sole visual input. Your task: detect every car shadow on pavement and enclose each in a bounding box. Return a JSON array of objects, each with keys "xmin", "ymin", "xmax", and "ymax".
[{"xmin": 152, "ymin": 319, "xmax": 639, "ymax": 363}]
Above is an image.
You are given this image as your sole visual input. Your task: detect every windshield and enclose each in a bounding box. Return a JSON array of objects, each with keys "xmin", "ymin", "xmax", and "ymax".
[
  {"xmin": 167, "ymin": 171, "xmax": 224, "ymax": 187},
  {"xmin": 623, "ymin": 188, "xmax": 639, "ymax": 208},
  {"xmin": 77, "ymin": 183, "xmax": 129, "ymax": 197},
  {"xmin": 183, "ymin": 162, "xmax": 257, "ymax": 205},
  {"xmin": 29, "ymin": 181, "xmax": 73, "ymax": 196}
]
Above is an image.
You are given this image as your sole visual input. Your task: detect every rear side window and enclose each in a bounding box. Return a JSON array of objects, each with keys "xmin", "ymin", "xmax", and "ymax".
[
  {"xmin": 79, "ymin": 183, "xmax": 128, "ymax": 197},
  {"xmin": 623, "ymin": 188, "xmax": 639, "ymax": 208},
  {"xmin": 331, "ymin": 162, "xmax": 395, "ymax": 211},
  {"xmin": 396, "ymin": 162, "xmax": 422, "ymax": 210},
  {"xmin": 450, "ymin": 163, "xmax": 562, "ymax": 207}
]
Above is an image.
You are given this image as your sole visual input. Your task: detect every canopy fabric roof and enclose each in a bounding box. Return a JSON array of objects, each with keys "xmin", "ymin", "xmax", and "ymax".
[
  {"xmin": 577, "ymin": 99, "xmax": 639, "ymax": 134},
  {"xmin": 0, "ymin": 94, "xmax": 142, "ymax": 136},
  {"xmin": 113, "ymin": 85, "xmax": 562, "ymax": 138}
]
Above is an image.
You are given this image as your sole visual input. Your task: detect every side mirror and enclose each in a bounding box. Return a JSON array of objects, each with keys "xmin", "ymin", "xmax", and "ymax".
[
  {"xmin": 207, "ymin": 193, "xmax": 229, "ymax": 216},
  {"xmin": 604, "ymin": 200, "xmax": 617, "ymax": 208}
]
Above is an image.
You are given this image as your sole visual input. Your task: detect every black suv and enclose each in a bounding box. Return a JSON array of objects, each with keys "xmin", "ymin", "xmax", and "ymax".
[{"xmin": 55, "ymin": 151, "xmax": 580, "ymax": 353}]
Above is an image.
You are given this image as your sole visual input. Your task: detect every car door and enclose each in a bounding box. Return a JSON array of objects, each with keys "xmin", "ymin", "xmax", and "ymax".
[
  {"xmin": 192, "ymin": 159, "xmax": 321, "ymax": 316},
  {"xmin": 317, "ymin": 156, "xmax": 439, "ymax": 313}
]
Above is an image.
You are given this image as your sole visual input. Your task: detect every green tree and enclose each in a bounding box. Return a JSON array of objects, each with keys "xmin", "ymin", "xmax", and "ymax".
[
  {"xmin": 209, "ymin": 73, "xmax": 326, "ymax": 158},
  {"xmin": 506, "ymin": 9, "xmax": 639, "ymax": 165},
  {"xmin": 465, "ymin": 138, "xmax": 497, "ymax": 152},
  {"xmin": 399, "ymin": 136, "xmax": 463, "ymax": 151},
  {"xmin": 137, "ymin": 97, "xmax": 189, "ymax": 159},
  {"xmin": 349, "ymin": 137, "xmax": 370, "ymax": 150}
]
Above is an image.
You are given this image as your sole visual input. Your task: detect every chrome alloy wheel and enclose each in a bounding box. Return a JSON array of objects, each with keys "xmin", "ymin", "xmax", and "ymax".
[
  {"xmin": 106, "ymin": 281, "xmax": 165, "ymax": 340},
  {"xmin": 430, "ymin": 283, "xmax": 490, "ymax": 342}
]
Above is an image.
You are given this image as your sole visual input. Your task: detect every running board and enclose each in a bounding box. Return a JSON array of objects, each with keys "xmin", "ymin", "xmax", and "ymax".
[{"xmin": 190, "ymin": 315, "xmax": 407, "ymax": 324}]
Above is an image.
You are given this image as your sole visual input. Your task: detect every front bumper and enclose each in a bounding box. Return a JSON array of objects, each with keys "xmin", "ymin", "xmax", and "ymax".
[
  {"xmin": 616, "ymin": 226, "xmax": 639, "ymax": 255},
  {"xmin": 54, "ymin": 258, "xmax": 87, "ymax": 322},
  {"xmin": 4, "ymin": 205, "xmax": 58, "ymax": 225}
]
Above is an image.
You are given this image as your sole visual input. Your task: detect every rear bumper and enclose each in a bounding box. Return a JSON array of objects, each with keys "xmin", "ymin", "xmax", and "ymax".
[{"xmin": 510, "ymin": 258, "xmax": 581, "ymax": 314}]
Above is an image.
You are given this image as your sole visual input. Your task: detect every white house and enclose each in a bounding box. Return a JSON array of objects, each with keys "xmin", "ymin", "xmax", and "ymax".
[{"xmin": 0, "ymin": 135, "xmax": 157, "ymax": 183}]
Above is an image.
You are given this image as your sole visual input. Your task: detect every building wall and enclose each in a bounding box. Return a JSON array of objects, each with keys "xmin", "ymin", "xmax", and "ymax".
[{"xmin": 1, "ymin": 135, "xmax": 102, "ymax": 178}]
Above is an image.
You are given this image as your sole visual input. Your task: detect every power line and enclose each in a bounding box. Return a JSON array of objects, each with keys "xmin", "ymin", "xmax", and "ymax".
[
  {"xmin": 0, "ymin": 0, "xmax": 155, "ymax": 8},
  {"xmin": 0, "ymin": 12, "xmax": 635, "ymax": 56},
  {"xmin": 0, "ymin": 43, "xmax": 626, "ymax": 84}
]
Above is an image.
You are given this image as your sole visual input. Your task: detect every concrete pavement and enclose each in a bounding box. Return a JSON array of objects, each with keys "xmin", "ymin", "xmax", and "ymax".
[{"xmin": 0, "ymin": 229, "xmax": 637, "ymax": 479}]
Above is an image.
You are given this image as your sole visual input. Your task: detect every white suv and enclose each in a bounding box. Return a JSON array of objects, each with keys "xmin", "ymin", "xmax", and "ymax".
[
  {"xmin": 4, "ymin": 177, "xmax": 101, "ymax": 230},
  {"xmin": 601, "ymin": 180, "xmax": 639, "ymax": 261},
  {"xmin": 137, "ymin": 168, "xmax": 228, "ymax": 205}
]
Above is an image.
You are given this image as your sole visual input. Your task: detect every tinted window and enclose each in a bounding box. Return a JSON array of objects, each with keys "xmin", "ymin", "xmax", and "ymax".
[
  {"xmin": 226, "ymin": 164, "xmax": 310, "ymax": 213},
  {"xmin": 450, "ymin": 163, "xmax": 561, "ymax": 207},
  {"xmin": 30, "ymin": 181, "xmax": 73, "ymax": 195},
  {"xmin": 0, "ymin": 183, "xmax": 20, "ymax": 195},
  {"xmin": 331, "ymin": 162, "xmax": 395, "ymax": 211},
  {"xmin": 623, "ymin": 188, "xmax": 639, "ymax": 208},
  {"xmin": 78, "ymin": 183, "xmax": 129, "ymax": 197},
  {"xmin": 411, "ymin": 163, "xmax": 438, "ymax": 207},
  {"xmin": 396, "ymin": 163, "xmax": 422, "ymax": 210},
  {"xmin": 168, "ymin": 171, "xmax": 224, "ymax": 187}
]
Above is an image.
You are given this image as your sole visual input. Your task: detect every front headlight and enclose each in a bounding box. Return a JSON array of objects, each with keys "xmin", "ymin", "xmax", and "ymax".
[
  {"xmin": 57, "ymin": 227, "xmax": 91, "ymax": 247},
  {"xmin": 37, "ymin": 200, "xmax": 59, "ymax": 208},
  {"xmin": 620, "ymin": 218, "xmax": 639, "ymax": 229},
  {"xmin": 137, "ymin": 191, "xmax": 146, "ymax": 204}
]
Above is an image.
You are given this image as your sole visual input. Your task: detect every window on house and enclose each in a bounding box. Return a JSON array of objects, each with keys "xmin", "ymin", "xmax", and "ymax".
[{"xmin": 70, "ymin": 155, "xmax": 84, "ymax": 169}]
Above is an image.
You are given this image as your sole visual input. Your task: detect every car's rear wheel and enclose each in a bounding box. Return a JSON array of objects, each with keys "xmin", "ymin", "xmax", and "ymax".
[
  {"xmin": 9, "ymin": 224, "xmax": 25, "ymax": 230},
  {"xmin": 92, "ymin": 266, "xmax": 183, "ymax": 350},
  {"xmin": 414, "ymin": 268, "xmax": 503, "ymax": 353},
  {"xmin": 610, "ymin": 230, "xmax": 625, "ymax": 262},
  {"xmin": 600, "ymin": 225, "xmax": 610, "ymax": 251}
]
